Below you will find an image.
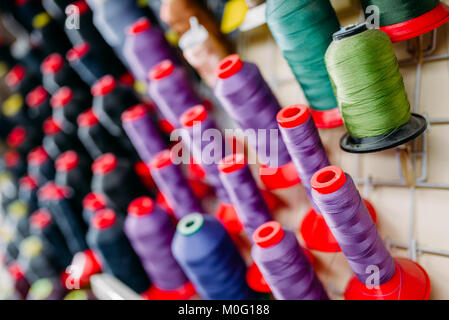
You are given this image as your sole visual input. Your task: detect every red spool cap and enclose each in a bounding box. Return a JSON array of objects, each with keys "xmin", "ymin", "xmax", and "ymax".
[
  {"xmin": 150, "ymin": 150, "xmax": 173, "ymax": 169},
  {"xmin": 119, "ymin": 72, "xmax": 135, "ymax": 86},
  {"xmin": 77, "ymin": 108, "xmax": 99, "ymax": 127},
  {"xmin": 218, "ymin": 153, "xmax": 246, "ymax": 174},
  {"xmin": 311, "ymin": 165, "xmax": 347, "ymax": 195},
  {"xmin": 15, "ymin": 0, "xmax": 29, "ymax": 6},
  {"xmin": 121, "ymin": 104, "xmax": 148, "ymax": 122},
  {"xmin": 41, "ymin": 53, "xmax": 64, "ymax": 74},
  {"xmin": 83, "ymin": 192, "xmax": 107, "ymax": 211},
  {"xmin": 38, "ymin": 182, "xmax": 68, "ymax": 201},
  {"xmin": 128, "ymin": 196, "xmax": 155, "ymax": 217},
  {"xmin": 215, "ymin": 54, "xmax": 243, "ymax": 79},
  {"xmin": 66, "ymin": 42, "xmax": 90, "ymax": 62},
  {"xmin": 30, "ymin": 209, "xmax": 52, "ymax": 229},
  {"xmin": 92, "ymin": 209, "xmax": 117, "ymax": 230},
  {"xmin": 8, "ymin": 263, "xmax": 25, "ymax": 281},
  {"xmin": 5, "ymin": 65, "xmax": 25, "ymax": 87},
  {"xmin": 180, "ymin": 105, "xmax": 207, "ymax": 127},
  {"xmin": 253, "ymin": 221, "xmax": 285, "ymax": 248},
  {"xmin": 149, "ymin": 60, "xmax": 175, "ymax": 81},
  {"xmin": 259, "ymin": 161, "xmax": 301, "ymax": 190},
  {"xmin": 310, "ymin": 108, "xmax": 344, "ymax": 129},
  {"xmin": 55, "ymin": 151, "xmax": 79, "ymax": 172},
  {"xmin": 91, "ymin": 75, "xmax": 116, "ymax": 96},
  {"xmin": 92, "ymin": 153, "xmax": 117, "ymax": 175},
  {"xmin": 128, "ymin": 17, "xmax": 151, "ymax": 35},
  {"xmin": 28, "ymin": 146, "xmax": 49, "ymax": 165},
  {"xmin": 19, "ymin": 175, "xmax": 38, "ymax": 190},
  {"xmin": 4, "ymin": 150, "xmax": 20, "ymax": 167},
  {"xmin": 7, "ymin": 126, "xmax": 26, "ymax": 147},
  {"xmin": 72, "ymin": 0, "xmax": 89, "ymax": 15},
  {"xmin": 43, "ymin": 117, "xmax": 62, "ymax": 135},
  {"xmin": 246, "ymin": 262, "xmax": 271, "ymax": 293},
  {"xmin": 26, "ymin": 86, "xmax": 48, "ymax": 108},
  {"xmin": 277, "ymin": 104, "xmax": 311, "ymax": 128},
  {"xmin": 50, "ymin": 87, "xmax": 73, "ymax": 108},
  {"xmin": 159, "ymin": 119, "xmax": 175, "ymax": 134}
]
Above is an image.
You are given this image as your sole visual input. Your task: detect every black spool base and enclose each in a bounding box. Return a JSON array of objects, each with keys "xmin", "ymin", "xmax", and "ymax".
[{"xmin": 340, "ymin": 113, "xmax": 428, "ymax": 154}]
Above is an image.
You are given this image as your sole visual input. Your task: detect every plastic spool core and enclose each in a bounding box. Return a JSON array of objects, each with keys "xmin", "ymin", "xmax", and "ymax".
[
  {"xmin": 92, "ymin": 153, "xmax": 117, "ymax": 175},
  {"xmin": 277, "ymin": 104, "xmax": 311, "ymax": 128},
  {"xmin": 91, "ymin": 75, "xmax": 116, "ymax": 96},
  {"xmin": 128, "ymin": 17, "xmax": 151, "ymax": 35},
  {"xmin": 253, "ymin": 221, "xmax": 284, "ymax": 248},
  {"xmin": 83, "ymin": 192, "xmax": 107, "ymax": 211},
  {"xmin": 4, "ymin": 151, "xmax": 20, "ymax": 167},
  {"xmin": 6, "ymin": 65, "xmax": 25, "ymax": 87},
  {"xmin": 28, "ymin": 146, "xmax": 49, "ymax": 165},
  {"xmin": 180, "ymin": 105, "xmax": 207, "ymax": 127},
  {"xmin": 92, "ymin": 209, "xmax": 117, "ymax": 230},
  {"xmin": 43, "ymin": 117, "xmax": 62, "ymax": 135},
  {"xmin": 149, "ymin": 60, "xmax": 175, "ymax": 81},
  {"xmin": 41, "ymin": 54, "xmax": 64, "ymax": 74},
  {"xmin": 19, "ymin": 176, "xmax": 38, "ymax": 190},
  {"xmin": 150, "ymin": 150, "xmax": 173, "ymax": 170},
  {"xmin": 72, "ymin": 0, "xmax": 89, "ymax": 15},
  {"xmin": 128, "ymin": 197, "xmax": 155, "ymax": 217},
  {"xmin": 121, "ymin": 104, "xmax": 148, "ymax": 122},
  {"xmin": 311, "ymin": 166, "xmax": 347, "ymax": 194},
  {"xmin": 215, "ymin": 54, "xmax": 243, "ymax": 79},
  {"xmin": 67, "ymin": 42, "xmax": 90, "ymax": 62},
  {"xmin": 51, "ymin": 87, "xmax": 73, "ymax": 108},
  {"xmin": 26, "ymin": 86, "xmax": 48, "ymax": 108},
  {"xmin": 7, "ymin": 127, "xmax": 26, "ymax": 147},
  {"xmin": 177, "ymin": 213, "xmax": 204, "ymax": 236},
  {"xmin": 78, "ymin": 108, "xmax": 99, "ymax": 127},
  {"xmin": 55, "ymin": 151, "xmax": 79, "ymax": 172},
  {"xmin": 30, "ymin": 210, "xmax": 52, "ymax": 229},
  {"xmin": 218, "ymin": 153, "xmax": 246, "ymax": 174}
]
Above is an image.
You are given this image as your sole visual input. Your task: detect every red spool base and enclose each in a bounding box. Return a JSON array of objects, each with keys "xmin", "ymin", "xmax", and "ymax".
[
  {"xmin": 310, "ymin": 108, "xmax": 344, "ymax": 129},
  {"xmin": 380, "ymin": 2, "xmax": 449, "ymax": 43},
  {"xmin": 344, "ymin": 258, "xmax": 431, "ymax": 300},
  {"xmin": 260, "ymin": 161, "xmax": 301, "ymax": 190},
  {"xmin": 142, "ymin": 282, "xmax": 196, "ymax": 300},
  {"xmin": 216, "ymin": 203, "xmax": 244, "ymax": 234},
  {"xmin": 300, "ymin": 199, "xmax": 377, "ymax": 253}
]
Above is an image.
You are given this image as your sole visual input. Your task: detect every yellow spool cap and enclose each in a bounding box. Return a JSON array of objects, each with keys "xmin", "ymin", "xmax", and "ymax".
[
  {"xmin": 20, "ymin": 236, "xmax": 43, "ymax": 258},
  {"xmin": 2, "ymin": 94, "xmax": 24, "ymax": 117},
  {"xmin": 7, "ymin": 200, "xmax": 28, "ymax": 219},
  {"xmin": 32, "ymin": 12, "xmax": 52, "ymax": 29},
  {"xmin": 221, "ymin": 0, "xmax": 248, "ymax": 34}
]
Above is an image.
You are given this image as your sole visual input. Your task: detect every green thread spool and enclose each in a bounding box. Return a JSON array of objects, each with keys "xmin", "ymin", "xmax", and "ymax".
[
  {"xmin": 266, "ymin": 0, "xmax": 342, "ymax": 129},
  {"xmin": 361, "ymin": 0, "xmax": 449, "ymax": 43},
  {"xmin": 325, "ymin": 24, "xmax": 427, "ymax": 153}
]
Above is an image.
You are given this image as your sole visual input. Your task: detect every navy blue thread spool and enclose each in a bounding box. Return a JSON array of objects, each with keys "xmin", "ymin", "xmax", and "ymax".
[
  {"xmin": 38, "ymin": 182, "xmax": 88, "ymax": 255},
  {"xmin": 3, "ymin": 150, "xmax": 27, "ymax": 179},
  {"xmin": 11, "ymin": 0, "xmax": 46, "ymax": 32},
  {"xmin": 172, "ymin": 213, "xmax": 256, "ymax": 300},
  {"xmin": 0, "ymin": 172, "xmax": 18, "ymax": 216},
  {"xmin": 5, "ymin": 237, "xmax": 20, "ymax": 265},
  {"xmin": 7, "ymin": 262, "xmax": 30, "ymax": 300},
  {"xmin": 27, "ymin": 146, "xmax": 55, "ymax": 186},
  {"xmin": 26, "ymin": 86, "xmax": 53, "ymax": 125},
  {"xmin": 91, "ymin": 153, "xmax": 149, "ymax": 213},
  {"xmin": 29, "ymin": 209, "xmax": 72, "ymax": 272},
  {"xmin": 87, "ymin": 208, "xmax": 151, "ymax": 294},
  {"xmin": 18, "ymin": 175, "xmax": 39, "ymax": 213},
  {"xmin": 77, "ymin": 108, "xmax": 124, "ymax": 160},
  {"xmin": 30, "ymin": 12, "xmax": 72, "ymax": 56},
  {"xmin": 82, "ymin": 192, "xmax": 107, "ymax": 224}
]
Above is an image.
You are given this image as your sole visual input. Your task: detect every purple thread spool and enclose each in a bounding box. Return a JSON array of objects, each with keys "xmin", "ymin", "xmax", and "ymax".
[
  {"xmin": 311, "ymin": 166, "xmax": 396, "ymax": 285},
  {"xmin": 121, "ymin": 104, "xmax": 167, "ymax": 163},
  {"xmin": 149, "ymin": 150, "xmax": 202, "ymax": 220},
  {"xmin": 124, "ymin": 17, "xmax": 178, "ymax": 81},
  {"xmin": 180, "ymin": 105, "xmax": 230, "ymax": 204},
  {"xmin": 148, "ymin": 60, "xmax": 202, "ymax": 127},
  {"xmin": 252, "ymin": 221, "xmax": 328, "ymax": 300},
  {"xmin": 218, "ymin": 153, "xmax": 272, "ymax": 239},
  {"xmin": 125, "ymin": 197, "xmax": 193, "ymax": 297}
]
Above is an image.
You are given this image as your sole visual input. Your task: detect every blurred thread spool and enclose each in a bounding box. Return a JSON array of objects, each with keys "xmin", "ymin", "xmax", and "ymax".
[
  {"xmin": 27, "ymin": 146, "xmax": 55, "ymax": 186},
  {"xmin": 121, "ymin": 104, "xmax": 167, "ymax": 163},
  {"xmin": 6, "ymin": 200, "xmax": 30, "ymax": 242},
  {"xmin": 3, "ymin": 150, "xmax": 27, "ymax": 179},
  {"xmin": 67, "ymin": 42, "xmax": 108, "ymax": 86},
  {"xmin": 148, "ymin": 60, "xmax": 202, "ymax": 128},
  {"xmin": 82, "ymin": 192, "xmax": 107, "ymax": 224},
  {"xmin": 31, "ymin": 12, "xmax": 72, "ymax": 55},
  {"xmin": 125, "ymin": 197, "xmax": 194, "ymax": 298},
  {"xmin": 124, "ymin": 17, "xmax": 179, "ymax": 82},
  {"xmin": 218, "ymin": 153, "xmax": 271, "ymax": 240},
  {"xmin": 7, "ymin": 126, "xmax": 42, "ymax": 156},
  {"xmin": 5, "ymin": 64, "xmax": 39, "ymax": 94},
  {"xmin": 42, "ymin": 0, "xmax": 74, "ymax": 25},
  {"xmin": 172, "ymin": 213, "xmax": 256, "ymax": 300},
  {"xmin": 7, "ymin": 262, "xmax": 30, "ymax": 299},
  {"xmin": 10, "ymin": 0, "xmax": 46, "ymax": 33},
  {"xmin": 311, "ymin": 166, "xmax": 431, "ymax": 300},
  {"xmin": 2, "ymin": 93, "xmax": 31, "ymax": 128},
  {"xmin": 18, "ymin": 175, "xmax": 39, "ymax": 212},
  {"xmin": 149, "ymin": 150, "xmax": 202, "ymax": 220},
  {"xmin": 26, "ymin": 277, "xmax": 67, "ymax": 300},
  {"xmin": 38, "ymin": 182, "xmax": 88, "ymax": 255},
  {"xmin": 0, "ymin": 172, "xmax": 19, "ymax": 214},
  {"xmin": 26, "ymin": 86, "xmax": 52, "ymax": 125},
  {"xmin": 179, "ymin": 17, "xmax": 229, "ymax": 88},
  {"xmin": 87, "ymin": 208, "xmax": 151, "ymax": 294},
  {"xmin": 214, "ymin": 54, "xmax": 300, "ymax": 190},
  {"xmin": 252, "ymin": 221, "xmax": 328, "ymax": 300}
]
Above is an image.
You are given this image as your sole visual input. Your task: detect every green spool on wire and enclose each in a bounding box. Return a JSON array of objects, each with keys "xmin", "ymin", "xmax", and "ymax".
[
  {"xmin": 325, "ymin": 23, "xmax": 427, "ymax": 153},
  {"xmin": 266, "ymin": 0, "xmax": 342, "ymax": 128}
]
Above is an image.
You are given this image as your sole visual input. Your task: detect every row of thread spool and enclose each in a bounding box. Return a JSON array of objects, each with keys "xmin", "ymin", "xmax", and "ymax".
[{"xmin": 0, "ymin": 0, "xmax": 445, "ymax": 300}]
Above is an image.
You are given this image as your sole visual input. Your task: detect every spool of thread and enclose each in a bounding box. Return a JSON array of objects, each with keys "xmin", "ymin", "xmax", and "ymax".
[
  {"xmin": 27, "ymin": 146, "xmax": 55, "ymax": 186},
  {"xmin": 67, "ymin": 42, "xmax": 107, "ymax": 86},
  {"xmin": 31, "ymin": 12, "xmax": 72, "ymax": 55},
  {"xmin": 26, "ymin": 86, "xmax": 52, "ymax": 125},
  {"xmin": 2, "ymin": 94, "xmax": 31, "ymax": 128},
  {"xmin": 252, "ymin": 221, "xmax": 328, "ymax": 300},
  {"xmin": 124, "ymin": 17, "xmax": 179, "ymax": 82},
  {"xmin": 3, "ymin": 150, "xmax": 26, "ymax": 179},
  {"xmin": 42, "ymin": 0, "xmax": 74, "ymax": 25},
  {"xmin": 82, "ymin": 192, "xmax": 107, "ymax": 224},
  {"xmin": 26, "ymin": 277, "xmax": 67, "ymax": 300},
  {"xmin": 148, "ymin": 60, "xmax": 202, "ymax": 128},
  {"xmin": 172, "ymin": 213, "xmax": 256, "ymax": 300},
  {"xmin": 0, "ymin": 172, "xmax": 19, "ymax": 215},
  {"xmin": 361, "ymin": 0, "xmax": 449, "ymax": 43},
  {"xmin": 7, "ymin": 126, "xmax": 41, "ymax": 156},
  {"xmin": 179, "ymin": 105, "xmax": 230, "ymax": 204},
  {"xmin": 325, "ymin": 24, "xmax": 427, "ymax": 153},
  {"xmin": 38, "ymin": 182, "xmax": 88, "ymax": 255},
  {"xmin": 124, "ymin": 197, "xmax": 192, "ymax": 297},
  {"xmin": 179, "ymin": 17, "xmax": 229, "ymax": 88},
  {"xmin": 5, "ymin": 65, "xmax": 40, "ymax": 96},
  {"xmin": 18, "ymin": 175, "xmax": 39, "ymax": 212},
  {"xmin": 86, "ymin": 208, "xmax": 151, "ymax": 294},
  {"xmin": 311, "ymin": 166, "xmax": 431, "ymax": 300},
  {"xmin": 6, "ymin": 200, "xmax": 30, "ymax": 241},
  {"xmin": 149, "ymin": 150, "xmax": 202, "ymax": 220},
  {"xmin": 218, "ymin": 153, "xmax": 271, "ymax": 239},
  {"xmin": 121, "ymin": 104, "xmax": 167, "ymax": 163},
  {"xmin": 42, "ymin": 117, "xmax": 77, "ymax": 160},
  {"xmin": 29, "ymin": 209, "xmax": 73, "ymax": 272},
  {"xmin": 7, "ymin": 262, "xmax": 30, "ymax": 300},
  {"xmin": 91, "ymin": 153, "xmax": 149, "ymax": 213},
  {"xmin": 265, "ymin": 0, "xmax": 342, "ymax": 128},
  {"xmin": 214, "ymin": 54, "xmax": 300, "ymax": 190}
]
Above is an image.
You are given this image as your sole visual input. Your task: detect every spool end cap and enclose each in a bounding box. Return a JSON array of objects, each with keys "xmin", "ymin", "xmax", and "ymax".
[{"xmin": 253, "ymin": 221, "xmax": 284, "ymax": 248}]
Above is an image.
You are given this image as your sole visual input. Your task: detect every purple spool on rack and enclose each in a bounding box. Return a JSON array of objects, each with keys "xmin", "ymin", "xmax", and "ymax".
[
  {"xmin": 252, "ymin": 221, "xmax": 328, "ymax": 300},
  {"xmin": 149, "ymin": 150, "xmax": 202, "ymax": 220},
  {"xmin": 124, "ymin": 17, "xmax": 178, "ymax": 82},
  {"xmin": 218, "ymin": 153, "xmax": 272, "ymax": 239},
  {"xmin": 148, "ymin": 60, "xmax": 202, "ymax": 128},
  {"xmin": 121, "ymin": 104, "xmax": 167, "ymax": 163},
  {"xmin": 124, "ymin": 197, "xmax": 195, "ymax": 300},
  {"xmin": 214, "ymin": 54, "xmax": 300, "ymax": 191}
]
